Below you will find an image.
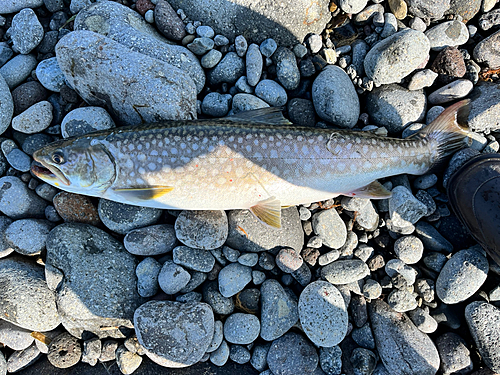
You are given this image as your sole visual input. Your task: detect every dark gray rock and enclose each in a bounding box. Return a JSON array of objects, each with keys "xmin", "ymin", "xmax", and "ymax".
[
  {"xmin": 321, "ymin": 259, "xmax": 370, "ymax": 285},
  {"xmin": 158, "ymin": 261, "xmax": 191, "ymax": 295},
  {"xmin": 0, "ymin": 176, "xmax": 48, "ymax": 219},
  {"xmin": 0, "ymin": 75, "xmax": 13, "ymax": 135},
  {"xmin": 5, "ymin": 219, "xmax": 53, "ymax": 256},
  {"xmin": 124, "ymin": 224, "xmax": 177, "ymax": 256},
  {"xmin": 436, "ymin": 332, "xmax": 473, "ymax": 374},
  {"xmin": 202, "ymin": 280, "xmax": 234, "ymax": 315},
  {"xmin": 260, "ymin": 279, "xmax": 298, "ymax": 341},
  {"xmin": 173, "ymin": 245, "xmax": 215, "ymax": 272},
  {"xmin": 98, "ymin": 199, "xmax": 162, "ymax": 235},
  {"xmin": 45, "ymin": 223, "xmax": 141, "ymax": 338},
  {"xmin": 272, "ymin": 47, "xmax": 300, "ymax": 90},
  {"xmin": 136, "ymin": 257, "xmax": 162, "ymax": 298},
  {"xmin": 267, "ymin": 332, "xmax": 318, "ymax": 375},
  {"xmin": 208, "ymin": 52, "xmax": 245, "ymax": 85},
  {"xmin": 134, "ymin": 300, "xmax": 214, "ymax": 368},
  {"xmin": 175, "ymin": 210, "xmax": 228, "ymax": 250},
  {"xmin": 465, "ymin": 301, "xmax": 500, "ymax": 373},
  {"xmin": 218, "ymin": 263, "xmax": 252, "ymax": 297},
  {"xmin": 415, "ymin": 221, "xmax": 453, "ymax": 252}
]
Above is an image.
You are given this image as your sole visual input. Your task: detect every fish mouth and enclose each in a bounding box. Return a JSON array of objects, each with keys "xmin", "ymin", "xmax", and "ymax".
[{"xmin": 31, "ymin": 159, "xmax": 70, "ymax": 186}]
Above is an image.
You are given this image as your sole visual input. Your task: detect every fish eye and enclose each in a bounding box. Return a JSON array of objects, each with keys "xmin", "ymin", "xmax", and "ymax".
[{"xmin": 51, "ymin": 151, "xmax": 65, "ymax": 164}]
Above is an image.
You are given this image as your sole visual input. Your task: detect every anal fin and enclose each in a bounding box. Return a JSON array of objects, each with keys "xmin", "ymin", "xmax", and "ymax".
[
  {"xmin": 112, "ymin": 186, "xmax": 174, "ymax": 200},
  {"xmin": 347, "ymin": 181, "xmax": 392, "ymax": 199},
  {"xmin": 250, "ymin": 196, "xmax": 282, "ymax": 229}
]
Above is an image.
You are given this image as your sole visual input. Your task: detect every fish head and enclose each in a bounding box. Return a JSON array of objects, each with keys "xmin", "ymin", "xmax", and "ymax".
[{"xmin": 32, "ymin": 136, "xmax": 116, "ymax": 195}]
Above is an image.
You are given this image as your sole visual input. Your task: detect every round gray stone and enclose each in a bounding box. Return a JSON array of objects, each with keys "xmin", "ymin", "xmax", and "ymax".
[
  {"xmin": 436, "ymin": 332, "xmax": 472, "ymax": 374},
  {"xmin": 175, "ymin": 210, "xmax": 228, "ymax": 250},
  {"xmin": 436, "ymin": 248, "xmax": 489, "ymax": 304},
  {"xmin": 201, "ymin": 92, "xmax": 231, "ymax": 117},
  {"xmin": 210, "ymin": 340, "xmax": 229, "ymax": 366},
  {"xmin": 45, "ymin": 223, "xmax": 141, "ymax": 338},
  {"xmin": 255, "ymin": 79, "xmax": 287, "ymax": 107},
  {"xmin": 35, "ymin": 57, "xmax": 65, "ymax": 92},
  {"xmin": 223, "ymin": 313, "xmax": 260, "ymax": 344},
  {"xmin": 124, "ymin": 224, "xmax": 177, "ymax": 256},
  {"xmin": 312, "ymin": 65, "xmax": 360, "ymax": 129},
  {"xmin": 0, "ymin": 0, "xmax": 43, "ymax": 13},
  {"xmin": 134, "ymin": 300, "xmax": 214, "ymax": 368},
  {"xmin": 267, "ymin": 332, "xmax": 318, "ymax": 375},
  {"xmin": 428, "ymin": 79, "xmax": 474, "ymax": 105},
  {"xmin": 394, "ymin": 235, "xmax": 424, "ymax": 264},
  {"xmin": 61, "ymin": 107, "xmax": 115, "ymax": 138},
  {"xmin": 0, "ymin": 54, "xmax": 37, "ymax": 89},
  {"xmin": 218, "ymin": 262, "xmax": 252, "ymax": 298},
  {"xmin": 207, "ymin": 52, "xmax": 245, "ymax": 85},
  {"xmin": 158, "ymin": 261, "xmax": 191, "ymax": 295},
  {"xmin": 312, "ymin": 208, "xmax": 347, "ymax": 249},
  {"xmin": 246, "ymin": 43, "xmax": 263, "ymax": 86},
  {"xmin": 173, "ymin": 245, "xmax": 216, "ymax": 272},
  {"xmin": 298, "ymin": 281, "xmax": 348, "ymax": 347},
  {"xmin": 272, "ymin": 47, "xmax": 300, "ymax": 90},
  {"xmin": 0, "ymin": 315, "xmax": 35, "ymax": 350},
  {"xmin": 231, "ymin": 93, "xmax": 270, "ymax": 112},
  {"xmin": 0, "ymin": 176, "xmax": 48, "ymax": 219},
  {"xmin": 364, "ymin": 29, "xmax": 430, "ymax": 85},
  {"xmin": 260, "ymin": 279, "xmax": 298, "ymax": 341},
  {"xmin": 425, "ymin": 20, "xmax": 469, "ymax": 51},
  {"xmin": 98, "ymin": 199, "xmax": 162, "ymax": 235},
  {"xmin": 202, "ymin": 280, "xmax": 234, "ymax": 315},
  {"xmin": 365, "ymin": 84, "xmax": 426, "ymax": 133},
  {"xmin": 0, "ymin": 75, "xmax": 13, "ymax": 134},
  {"xmin": 11, "ymin": 101, "xmax": 53, "ymax": 134},
  {"xmin": 0, "ymin": 256, "xmax": 59, "ymax": 331},
  {"xmin": 4, "ymin": 219, "xmax": 53, "ymax": 256}
]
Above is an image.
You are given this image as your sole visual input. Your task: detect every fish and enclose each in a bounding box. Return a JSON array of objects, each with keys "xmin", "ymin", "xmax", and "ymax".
[{"xmin": 31, "ymin": 100, "xmax": 471, "ymax": 229}]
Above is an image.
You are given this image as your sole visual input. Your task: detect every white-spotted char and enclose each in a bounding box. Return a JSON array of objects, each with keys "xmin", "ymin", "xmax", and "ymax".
[{"xmin": 32, "ymin": 101, "xmax": 470, "ymax": 228}]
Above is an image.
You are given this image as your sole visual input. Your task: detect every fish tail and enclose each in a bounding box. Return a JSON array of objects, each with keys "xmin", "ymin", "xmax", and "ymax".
[{"xmin": 411, "ymin": 99, "xmax": 470, "ymax": 169}]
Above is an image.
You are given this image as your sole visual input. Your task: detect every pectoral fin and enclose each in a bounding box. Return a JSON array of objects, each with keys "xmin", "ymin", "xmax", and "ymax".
[
  {"xmin": 347, "ymin": 181, "xmax": 392, "ymax": 199},
  {"xmin": 112, "ymin": 186, "xmax": 174, "ymax": 200},
  {"xmin": 250, "ymin": 196, "xmax": 282, "ymax": 229}
]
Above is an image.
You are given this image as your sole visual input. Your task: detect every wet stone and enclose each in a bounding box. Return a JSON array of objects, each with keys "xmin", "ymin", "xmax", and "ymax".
[
  {"xmin": 53, "ymin": 192, "xmax": 100, "ymax": 226},
  {"xmin": 35, "ymin": 57, "xmax": 65, "ymax": 92},
  {"xmin": 260, "ymin": 38, "xmax": 277, "ymax": 57},
  {"xmin": 260, "ymin": 279, "xmax": 298, "ymax": 341},
  {"xmin": 218, "ymin": 263, "xmax": 252, "ymax": 298},
  {"xmin": 158, "ymin": 261, "xmax": 191, "ymax": 295},
  {"xmin": 175, "ymin": 210, "xmax": 228, "ymax": 250},
  {"xmin": 299, "ymin": 281, "xmax": 348, "ymax": 347},
  {"xmin": 351, "ymin": 348, "xmax": 377, "ymax": 375},
  {"xmin": 224, "ymin": 313, "xmax": 260, "ymax": 345},
  {"xmin": 267, "ymin": 332, "xmax": 318, "ymax": 375},
  {"xmin": 250, "ymin": 343, "xmax": 270, "ymax": 371},
  {"xmin": 47, "ymin": 332, "xmax": 81, "ymax": 369},
  {"xmin": 98, "ymin": 199, "xmax": 161, "ymax": 235},
  {"xmin": 408, "ymin": 69, "xmax": 438, "ymax": 90}
]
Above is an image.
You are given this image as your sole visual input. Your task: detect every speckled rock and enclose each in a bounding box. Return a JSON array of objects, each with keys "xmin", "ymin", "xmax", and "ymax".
[
  {"xmin": 299, "ymin": 281, "xmax": 348, "ymax": 347},
  {"xmin": 312, "ymin": 65, "xmax": 360, "ymax": 129},
  {"xmin": 175, "ymin": 210, "xmax": 228, "ymax": 250},
  {"xmin": 136, "ymin": 257, "xmax": 162, "ymax": 298},
  {"xmin": 369, "ymin": 299, "xmax": 440, "ymax": 375},
  {"xmin": 56, "ymin": 31, "xmax": 197, "ymax": 126},
  {"xmin": 465, "ymin": 302, "xmax": 500, "ymax": 373},
  {"xmin": 226, "ymin": 207, "xmax": 303, "ymax": 253},
  {"xmin": 134, "ymin": 300, "xmax": 214, "ymax": 368},
  {"xmin": 0, "ymin": 176, "xmax": 48, "ymax": 219},
  {"xmin": 158, "ymin": 261, "xmax": 191, "ymax": 295},
  {"xmin": 98, "ymin": 199, "xmax": 162, "ymax": 235},
  {"xmin": 425, "ymin": 20, "xmax": 469, "ymax": 51},
  {"xmin": 436, "ymin": 332, "xmax": 473, "ymax": 374},
  {"xmin": 4, "ymin": 219, "xmax": 53, "ymax": 256},
  {"xmin": 321, "ymin": 259, "xmax": 370, "ymax": 285},
  {"xmin": 53, "ymin": 192, "xmax": 100, "ymax": 226},
  {"xmin": 47, "ymin": 332, "xmax": 81, "ymax": 369},
  {"xmin": 267, "ymin": 332, "xmax": 318, "ymax": 375},
  {"xmin": 0, "ymin": 256, "xmax": 59, "ymax": 331},
  {"xmin": 366, "ymin": 84, "xmax": 426, "ymax": 133},
  {"xmin": 260, "ymin": 279, "xmax": 299, "ymax": 341},
  {"xmin": 9, "ymin": 8, "xmax": 44, "ymax": 54},
  {"xmin": 364, "ymin": 29, "xmax": 430, "ymax": 85},
  {"xmin": 124, "ymin": 224, "xmax": 176, "ymax": 256},
  {"xmin": 468, "ymin": 82, "xmax": 500, "ymax": 133},
  {"xmin": 6, "ymin": 342, "xmax": 41, "ymax": 372},
  {"xmin": 154, "ymin": 0, "xmax": 186, "ymax": 41},
  {"xmin": 0, "ymin": 54, "xmax": 37, "ymax": 90},
  {"xmin": 0, "ymin": 320, "xmax": 34, "ymax": 350},
  {"xmin": 272, "ymin": 47, "xmax": 300, "ymax": 90},
  {"xmin": 312, "ymin": 208, "xmax": 347, "ymax": 249},
  {"xmin": 436, "ymin": 248, "xmax": 488, "ymax": 304},
  {"xmin": 0, "ymin": 75, "xmax": 13, "ymax": 135},
  {"xmin": 173, "ymin": 245, "xmax": 215, "ymax": 272},
  {"xmin": 207, "ymin": 52, "xmax": 245, "ymax": 85},
  {"xmin": 224, "ymin": 313, "xmax": 260, "ymax": 344},
  {"xmin": 45, "ymin": 223, "xmax": 141, "ymax": 338},
  {"xmin": 202, "ymin": 280, "xmax": 234, "ymax": 315},
  {"xmin": 473, "ymin": 30, "xmax": 500, "ymax": 69},
  {"xmin": 218, "ymin": 263, "xmax": 252, "ymax": 297}
]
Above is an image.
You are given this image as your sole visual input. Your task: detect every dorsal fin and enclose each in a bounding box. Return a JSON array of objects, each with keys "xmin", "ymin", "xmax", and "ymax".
[{"xmin": 227, "ymin": 108, "xmax": 292, "ymax": 126}]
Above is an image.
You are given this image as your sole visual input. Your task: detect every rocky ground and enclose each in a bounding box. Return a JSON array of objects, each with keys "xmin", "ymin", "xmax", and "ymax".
[{"xmin": 0, "ymin": 0, "xmax": 500, "ymax": 374}]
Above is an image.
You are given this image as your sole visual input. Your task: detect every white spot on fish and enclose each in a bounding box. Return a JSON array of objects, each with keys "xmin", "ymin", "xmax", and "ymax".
[
  {"xmin": 363, "ymin": 145, "xmax": 369, "ymax": 154},
  {"xmin": 246, "ymin": 145, "xmax": 252, "ymax": 152},
  {"xmin": 377, "ymin": 161, "xmax": 384, "ymax": 168},
  {"xmin": 148, "ymin": 163, "xmax": 156, "ymax": 171},
  {"xmin": 389, "ymin": 144, "xmax": 394, "ymax": 151},
  {"xmin": 236, "ymin": 167, "xmax": 244, "ymax": 177},
  {"xmin": 397, "ymin": 146, "xmax": 403, "ymax": 153},
  {"xmin": 350, "ymin": 164, "xmax": 357, "ymax": 171},
  {"xmin": 150, "ymin": 150, "xmax": 158, "ymax": 156},
  {"xmin": 208, "ymin": 145, "xmax": 215, "ymax": 152},
  {"xmin": 371, "ymin": 151, "xmax": 378, "ymax": 158},
  {"xmin": 229, "ymin": 136, "xmax": 235, "ymax": 142},
  {"xmin": 317, "ymin": 135, "xmax": 324, "ymax": 142},
  {"xmin": 152, "ymin": 139, "xmax": 156, "ymax": 145},
  {"xmin": 297, "ymin": 135, "xmax": 303, "ymax": 142},
  {"xmin": 417, "ymin": 154, "xmax": 424, "ymax": 160},
  {"xmin": 364, "ymin": 161, "xmax": 372, "ymax": 168},
  {"xmin": 162, "ymin": 150, "xmax": 168, "ymax": 156},
  {"xmin": 254, "ymin": 139, "xmax": 259, "ymax": 146},
  {"xmin": 262, "ymin": 142, "xmax": 267, "ymax": 149},
  {"xmin": 181, "ymin": 143, "xmax": 187, "ymax": 149},
  {"xmin": 303, "ymin": 163, "xmax": 312, "ymax": 173},
  {"xmin": 145, "ymin": 142, "xmax": 150, "ymax": 149},
  {"xmin": 302, "ymin": 145, "xmax": 310, "ymax": 155},
  {"xmin": 337, "ymin": 163, "xmax": 346, "ymax": 171},
  {"xmin": 372, "ymin": 139, "xmax": 377, "ymax": 145},
  {"xmin": 356, "ymin": 138, "xmax": 361, "ymax": 144},
  {"xmin": 174, "ymin": 166, "xmax": 184, "ymax": 173},
  {"xmin": 270, "ymin": 149, "xmax": 278, "ymax": 158},
  {"xmin": 171, "ymin": 148, "xmax": 178, "ymax": 154},
  {"xmin": 314, "ymin": 145, "xmax": 321, "ymax": 154},
  {"xmin": 125, "ymin": 159, "xmax": 134, "ymax": 169},
  {"xmin": 129, "ymin": 171, "xmax": 135, "ymax": 177},
  {"xmin": 137, "ymin": 154, "xmax": 146, "ymax": 162},
  {"xmin": 137, "ymin": 144, "xmax": 143, "ymax": 151},
  {"xmin": 217, "ymin": 176, "xmax": 226, "ymax": 185},
  {"xmin": 401, "ymin": 160, "xmax": 407, "ymax": 167},
  {"xmin": 347, "ymin": 143, "xmax": 352, "ymax": 150},
  {"xmin": 171, "ymin": 157, "xmax": 177, "ymax": 163},
  {"xmin": 126, "ymin": 179, "xmax": 131, "ymax": 185},
  {"xmin": 157, "ymin": 158, "xmax": 162, "ymax": 163},
  {"xmin": 138, "ymin": 167, "xmax": 145, "ymax": 174},
  {"xmin": 192, "ymin": 143, "xmax": 199, "ymax": 151},
  {"xmin": 284, "ymin": 145, "xmax": 291, "ymax": 152},
  {"xmin": 128, "ymin": 144, "xmax": 135, "ymax": 151},
  {"xmin": 238, "ymin": 137, "xmax": 243, "ymax": 143},
  {"xmin": 211, "ymin": 169, "xmax": 219, "ymax": 176},
  {"xmin": 158, "ymin": 141, "xmax": 163, "ymax": 147}
]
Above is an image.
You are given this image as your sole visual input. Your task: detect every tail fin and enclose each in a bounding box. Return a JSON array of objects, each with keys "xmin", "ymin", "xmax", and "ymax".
[{"xmin": 411, "ymin": 99, "xmax": 471, "ymax": 169}]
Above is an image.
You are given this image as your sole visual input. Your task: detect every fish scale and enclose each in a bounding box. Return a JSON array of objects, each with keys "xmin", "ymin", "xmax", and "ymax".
[{"xmin": 32, "ymin": 101, "xmax": 470, "ymax": 228}]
